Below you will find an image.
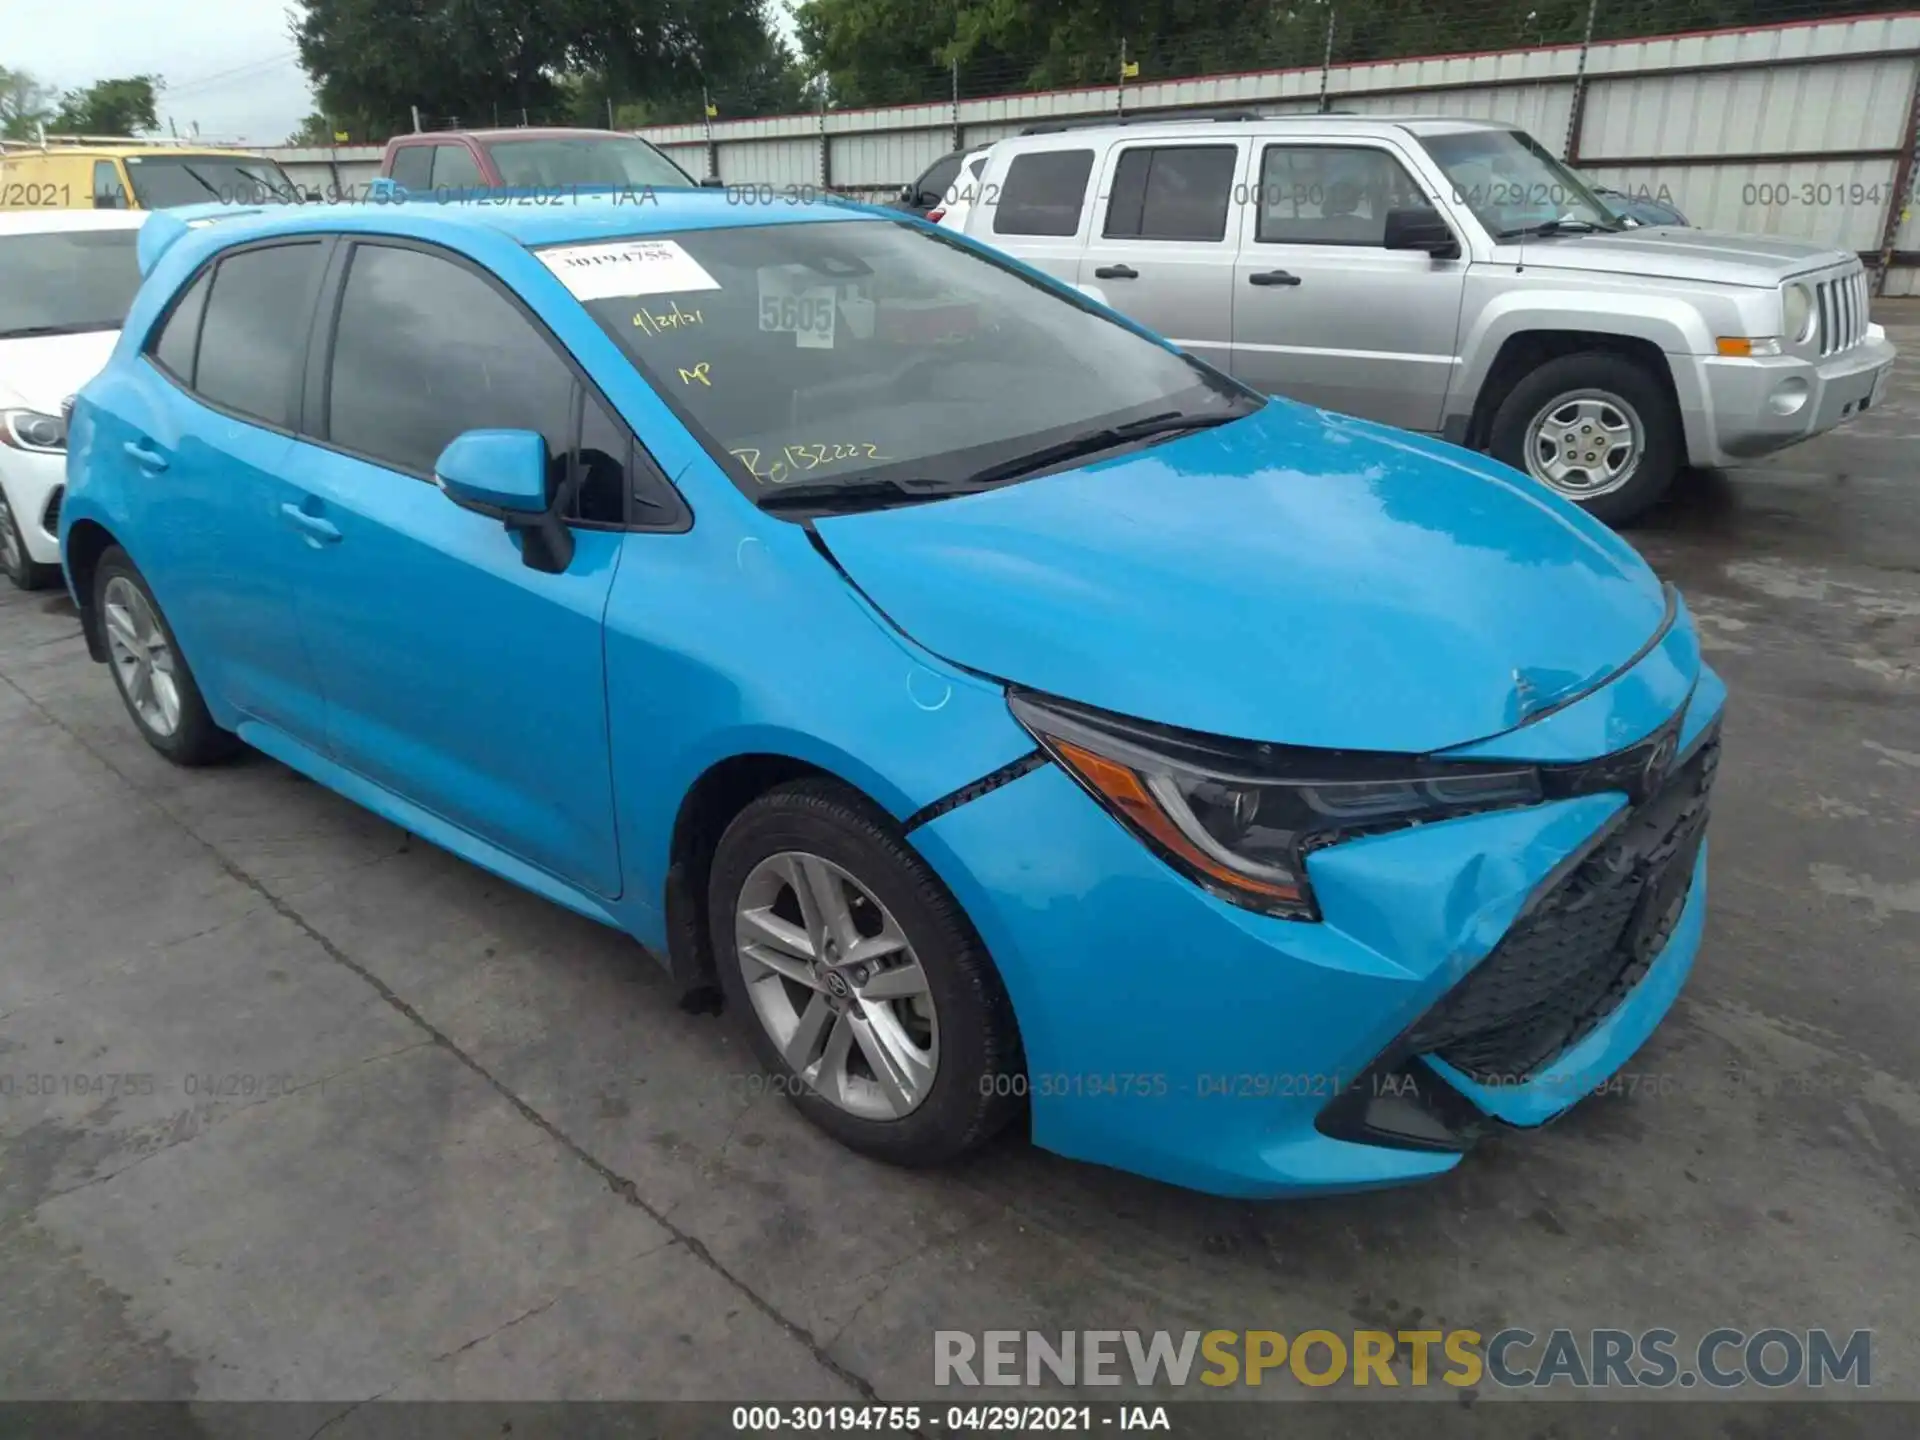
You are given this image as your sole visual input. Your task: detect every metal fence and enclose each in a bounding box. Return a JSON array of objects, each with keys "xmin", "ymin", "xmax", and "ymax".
[{"xmin": 615, "ymin": 5, "xmax": 1920, "ymax": 294}]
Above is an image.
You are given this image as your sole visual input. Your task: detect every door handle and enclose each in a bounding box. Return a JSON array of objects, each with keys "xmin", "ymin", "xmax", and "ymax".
[
  {"xmin": 1248, "ymin": 270, "xmax": 1302, "ymax": 287},
  {"xmin": 279, "ymin": 502, "xmax": 341, "ymax": 545},
  {"xmin": 1092, "ymin": 264, "xmax": 1138, "ymax": 280},
  {"xmin": 123, "ymin": 439, "xmax": 169, "ymax": 472}
]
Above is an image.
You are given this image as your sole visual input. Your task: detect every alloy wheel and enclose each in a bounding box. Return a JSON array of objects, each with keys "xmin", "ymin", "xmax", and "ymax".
[
  {"xmin": 102, "ymin": 575, "xmax": 182, "ymax": 738},
  {"xmin": 733, "ymin": 850, "xmax": 939, "ymax": 1120},
  {"xmin": 1523, "ymin": 389, "xmax": 1645, "ymax": 498}
]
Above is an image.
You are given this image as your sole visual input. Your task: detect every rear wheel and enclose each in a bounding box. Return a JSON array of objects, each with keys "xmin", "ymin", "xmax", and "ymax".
[
  {"xmin": 0, "ymin": 485, "xmax": 58, "ymax": 591},
  {"xmin": 94, "ymin": 546, "xmax": 239, "ymax": 766},
  {"xmin": 1488, "ymin": 351, "xmax": 1683, "ymax": 527},
  {"xmin": 709, "ymin": 779, "xmax": 1023, "ymax": 1165}
]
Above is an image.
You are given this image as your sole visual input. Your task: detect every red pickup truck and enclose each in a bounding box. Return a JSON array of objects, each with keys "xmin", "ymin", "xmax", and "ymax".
[{"xmin": 378, "ymin": 127, "xmax": 718, "ymax": 191}]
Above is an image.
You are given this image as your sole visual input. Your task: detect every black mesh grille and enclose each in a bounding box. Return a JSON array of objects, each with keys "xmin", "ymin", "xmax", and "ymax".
[
  {"xmin": 1405, "ymin": 725, "xmax": 1719, "ymax": 1084},
  {"xmin": 40, "ymin": 486, "xmax": 63, "ymax": 535}
]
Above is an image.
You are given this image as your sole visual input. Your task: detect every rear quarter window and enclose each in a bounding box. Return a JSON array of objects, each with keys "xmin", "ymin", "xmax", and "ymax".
[
  {"xmin": 148, "ymin": 270, "xmax": 212, "ymax": 382},
  {"xmin": 993, "ymin": 150, "xmax": 1095, "ymax": 237}
]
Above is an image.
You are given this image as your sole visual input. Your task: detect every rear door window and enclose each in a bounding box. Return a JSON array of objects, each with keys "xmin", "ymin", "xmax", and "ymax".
[
  {"xmin": 192, "ymin": 243, "xmax": 327, "ymax": 428},
  {"xmin": 1104, "ymin": 145, "xmax": 1238, "ymax": 242},
  {"xmin": 993, "ymin": 150, "xmax": 1095, "ymax": 237}
]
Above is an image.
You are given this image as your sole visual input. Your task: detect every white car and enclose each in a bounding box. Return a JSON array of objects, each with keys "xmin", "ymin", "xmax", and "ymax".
[
  {"xmin": 933, "ymin": 147, "xmax": 994, "ymax": 233},
  {"xmin": 0, "ymin": 210, "xmax": 145, "ymax": 590}
]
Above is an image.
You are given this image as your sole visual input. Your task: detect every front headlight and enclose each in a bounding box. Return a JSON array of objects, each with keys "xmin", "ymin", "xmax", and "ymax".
[
  {"xmin": 1009, "ymin": 692, "xmax": 1545, "ymax": 921},
  {"xmin": 0, "ymin": 408, "xmax": 67, "ymax": 453},
  {"xmin": 1783, "ymin": 282, "xmax": 1815, "ymax": 345}
]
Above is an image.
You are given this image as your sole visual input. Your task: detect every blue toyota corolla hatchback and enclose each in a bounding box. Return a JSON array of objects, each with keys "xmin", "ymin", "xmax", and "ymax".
[{"xmin": 62, "ymin": 192, "xmax": 1723, "ymax": 1197}]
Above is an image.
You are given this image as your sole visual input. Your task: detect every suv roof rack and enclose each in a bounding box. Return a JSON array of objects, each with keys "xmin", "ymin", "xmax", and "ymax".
[
  {"xmin": 0, "ymin": 132, "xmax": 209, "ymax": 152},
  {"xmin": 1019, "ymin": 108, "xmax": 1265, "ymax": 135},
  {"xmin": 1014, "ymin": 108, "xmax": 1393, "ymax": 136}
]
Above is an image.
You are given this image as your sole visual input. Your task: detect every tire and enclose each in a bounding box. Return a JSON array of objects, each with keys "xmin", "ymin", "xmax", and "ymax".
[
  {"xmin": 93, "ymin": 546, "xmax": 240, "ymax": 766},
  {"xmin": 709, "ymin": 778, "xmax": 1023, "ymax": 1166},
  {"xmin": 1487, "ymin": 351, "xmax": 1684, "ymax": 527},
  {"xmin": 0, "ymin": 483, "xmax": 58, "ymax": 591}
]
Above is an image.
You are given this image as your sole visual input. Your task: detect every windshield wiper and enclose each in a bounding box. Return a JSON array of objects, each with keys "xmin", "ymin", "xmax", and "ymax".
[
  {"xmin": 1497, "ymin": 216, "xmax": 1623, "ymax": 239},
  {"xmin": 962, "ymin": 410, "xmax": 1241, "ymax": 488},
  {"xmin": 175, "ymin": 163, "xmax": 226, "ymax": 201},
  {"xmin": 755, "ymin": 476, "xmax": 991, "ymax": 515}
]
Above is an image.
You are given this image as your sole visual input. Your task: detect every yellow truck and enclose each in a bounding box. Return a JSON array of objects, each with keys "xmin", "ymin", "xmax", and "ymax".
[{"xmin": 0, "ymin": 137, "xmax": 307, "ymax": 212}]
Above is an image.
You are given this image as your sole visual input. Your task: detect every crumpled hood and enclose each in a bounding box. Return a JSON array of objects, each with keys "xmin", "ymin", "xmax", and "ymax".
[
  {"xmin": 815, "ymin": 400, "xmax": 1676, "ymax": 754},
  {"xmin": 1509, "ymin": 228, "xmax": 1855, "ymax": 287},
  {"xmin": 0, "ymin": 330, "xmax": 119, "ymax": 414}
]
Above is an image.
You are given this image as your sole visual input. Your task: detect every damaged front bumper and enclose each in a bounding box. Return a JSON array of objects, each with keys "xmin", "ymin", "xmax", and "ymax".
[{"xmin": 908, "ymin": 631, "xmax": 1726, "ymax": 1197}]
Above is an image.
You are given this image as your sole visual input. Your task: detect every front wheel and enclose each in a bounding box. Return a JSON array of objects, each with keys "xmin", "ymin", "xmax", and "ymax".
[
  {"xmin": 709, "ymin": 779, "xmax": 1024, "ymax": 1166},
  {"xmin": 0, "ymin": 484, "xmax": 58, "ymax": 591},
  {"xmin": 1487, "ymin": 352, "xmax": 1683, "ymax": 527}
]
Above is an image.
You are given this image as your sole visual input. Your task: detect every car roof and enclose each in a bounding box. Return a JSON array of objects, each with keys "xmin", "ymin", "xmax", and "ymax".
[
  {"xmin": 0, "ymin": 144, "xmax": 267, "ymax": 159},
  {"xmin": 141, "ymin": 189, "xmax": 890, "ymax": 270},
  {"xmin": 0, "ymin": 208, "xmax": 147, "ymax": 236},
  {"xmin": 396, "ymin": 128, "xmax": 649, "ymax": 144},
  {"xmin": 997, "ymin": 114, "xmax": 1519, "ymax": 146}
]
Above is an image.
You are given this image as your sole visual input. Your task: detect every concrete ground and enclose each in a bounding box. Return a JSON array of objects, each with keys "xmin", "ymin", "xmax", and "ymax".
[{"xmin": 3, "ymin": 311, "xmax": 1917, "ymax": 1431}]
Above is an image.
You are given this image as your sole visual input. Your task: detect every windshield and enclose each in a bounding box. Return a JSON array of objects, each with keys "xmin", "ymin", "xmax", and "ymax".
[
  {"xmin": 551, "ymin": 219, "xmax": 1253, "ymax": 507},
  {"xmin": 1419, "ymin": 129, "xmax": 1620, "ymax": 238},
  {"xmin": 486, "ymin": 137, "xmax": 694, "ymax": 190},
  {"xmin": 0, "ymin": 229, "xmax": 141, "ymax": 338},
  {"xmin": 125, "ymin": 153, "xmax": 302, "ymax": 208}
]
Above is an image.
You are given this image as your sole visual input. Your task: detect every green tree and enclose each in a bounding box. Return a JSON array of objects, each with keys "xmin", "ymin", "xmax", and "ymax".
[
  {"xmin": 791, "ymin": 0, "xmax": 1920, "ymax": 111},
  {"xmin": 0, "ymin": 65, "xmax": 55, "ymax": 140},
  {"xmin": 51, "ymin": 75, "xmax": 161, "ymax": 136},
  {"xmin": 293, "ymin": 0, "xmax": 802, "ymax": 140}
]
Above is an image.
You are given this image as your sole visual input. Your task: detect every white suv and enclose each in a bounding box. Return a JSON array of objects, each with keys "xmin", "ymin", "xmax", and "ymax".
[
  {"xmin": 957, "ymin": 116, "xmax": 1893, "ymax": 525},
  {"xmin": 0, "ymin": 210, "xmax": 145, "ymax": 589}
]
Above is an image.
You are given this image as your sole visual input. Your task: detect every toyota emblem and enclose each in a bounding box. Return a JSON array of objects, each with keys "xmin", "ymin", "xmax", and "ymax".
[{"xmin": 824, "ymin": 971, "xmax": 852, "ymax": 998}]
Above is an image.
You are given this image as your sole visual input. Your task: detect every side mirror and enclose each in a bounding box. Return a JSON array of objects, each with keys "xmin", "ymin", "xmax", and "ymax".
[
  {"xmin": 1383, "ymin": 206, "xmax": 1461, "ymax": 259},
  {"xmin": 899, "ymin": 183, "xmax": 916, "ymax": 204},
  {"xmin": 434, "ymin": 429, "xmax": 573, "ymax": 574},
  {"xmin": 700, "ymin": 175, "xmax": 726, "ymax": 189}
]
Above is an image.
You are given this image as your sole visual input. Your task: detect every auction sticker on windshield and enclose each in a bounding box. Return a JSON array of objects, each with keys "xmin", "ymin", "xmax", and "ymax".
[{"xmin": 540, "ymin": 239, "xmax": 721, "ymax": 301}]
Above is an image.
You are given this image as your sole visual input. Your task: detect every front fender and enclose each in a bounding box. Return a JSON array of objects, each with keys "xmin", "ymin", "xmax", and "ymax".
[
  {"xmin": 602, "ymin": 511, "xmax": 1035, "ymax": 951},
  {"xmin": 1456, "ymin": 288, "xmax": 1714, "ymax": 405}
]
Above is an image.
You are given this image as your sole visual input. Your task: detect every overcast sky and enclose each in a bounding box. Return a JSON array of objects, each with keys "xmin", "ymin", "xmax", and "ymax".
[{"xmin": 0, "ymin": 0, "xmax": 803, "ymax": 147}]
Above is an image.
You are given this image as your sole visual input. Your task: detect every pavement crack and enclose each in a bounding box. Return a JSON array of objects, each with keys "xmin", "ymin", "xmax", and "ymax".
[
  {"xmin": 0, "ymin": 668, "xmax": 889, "ymax": 1406},
  {"xmin": 305, "ymin": 1385, "xmax": 395, "ymax": 1439},
  {"xmin": 428, "ymin": 1294, "xmax": 560, "ymax": 1364}
]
